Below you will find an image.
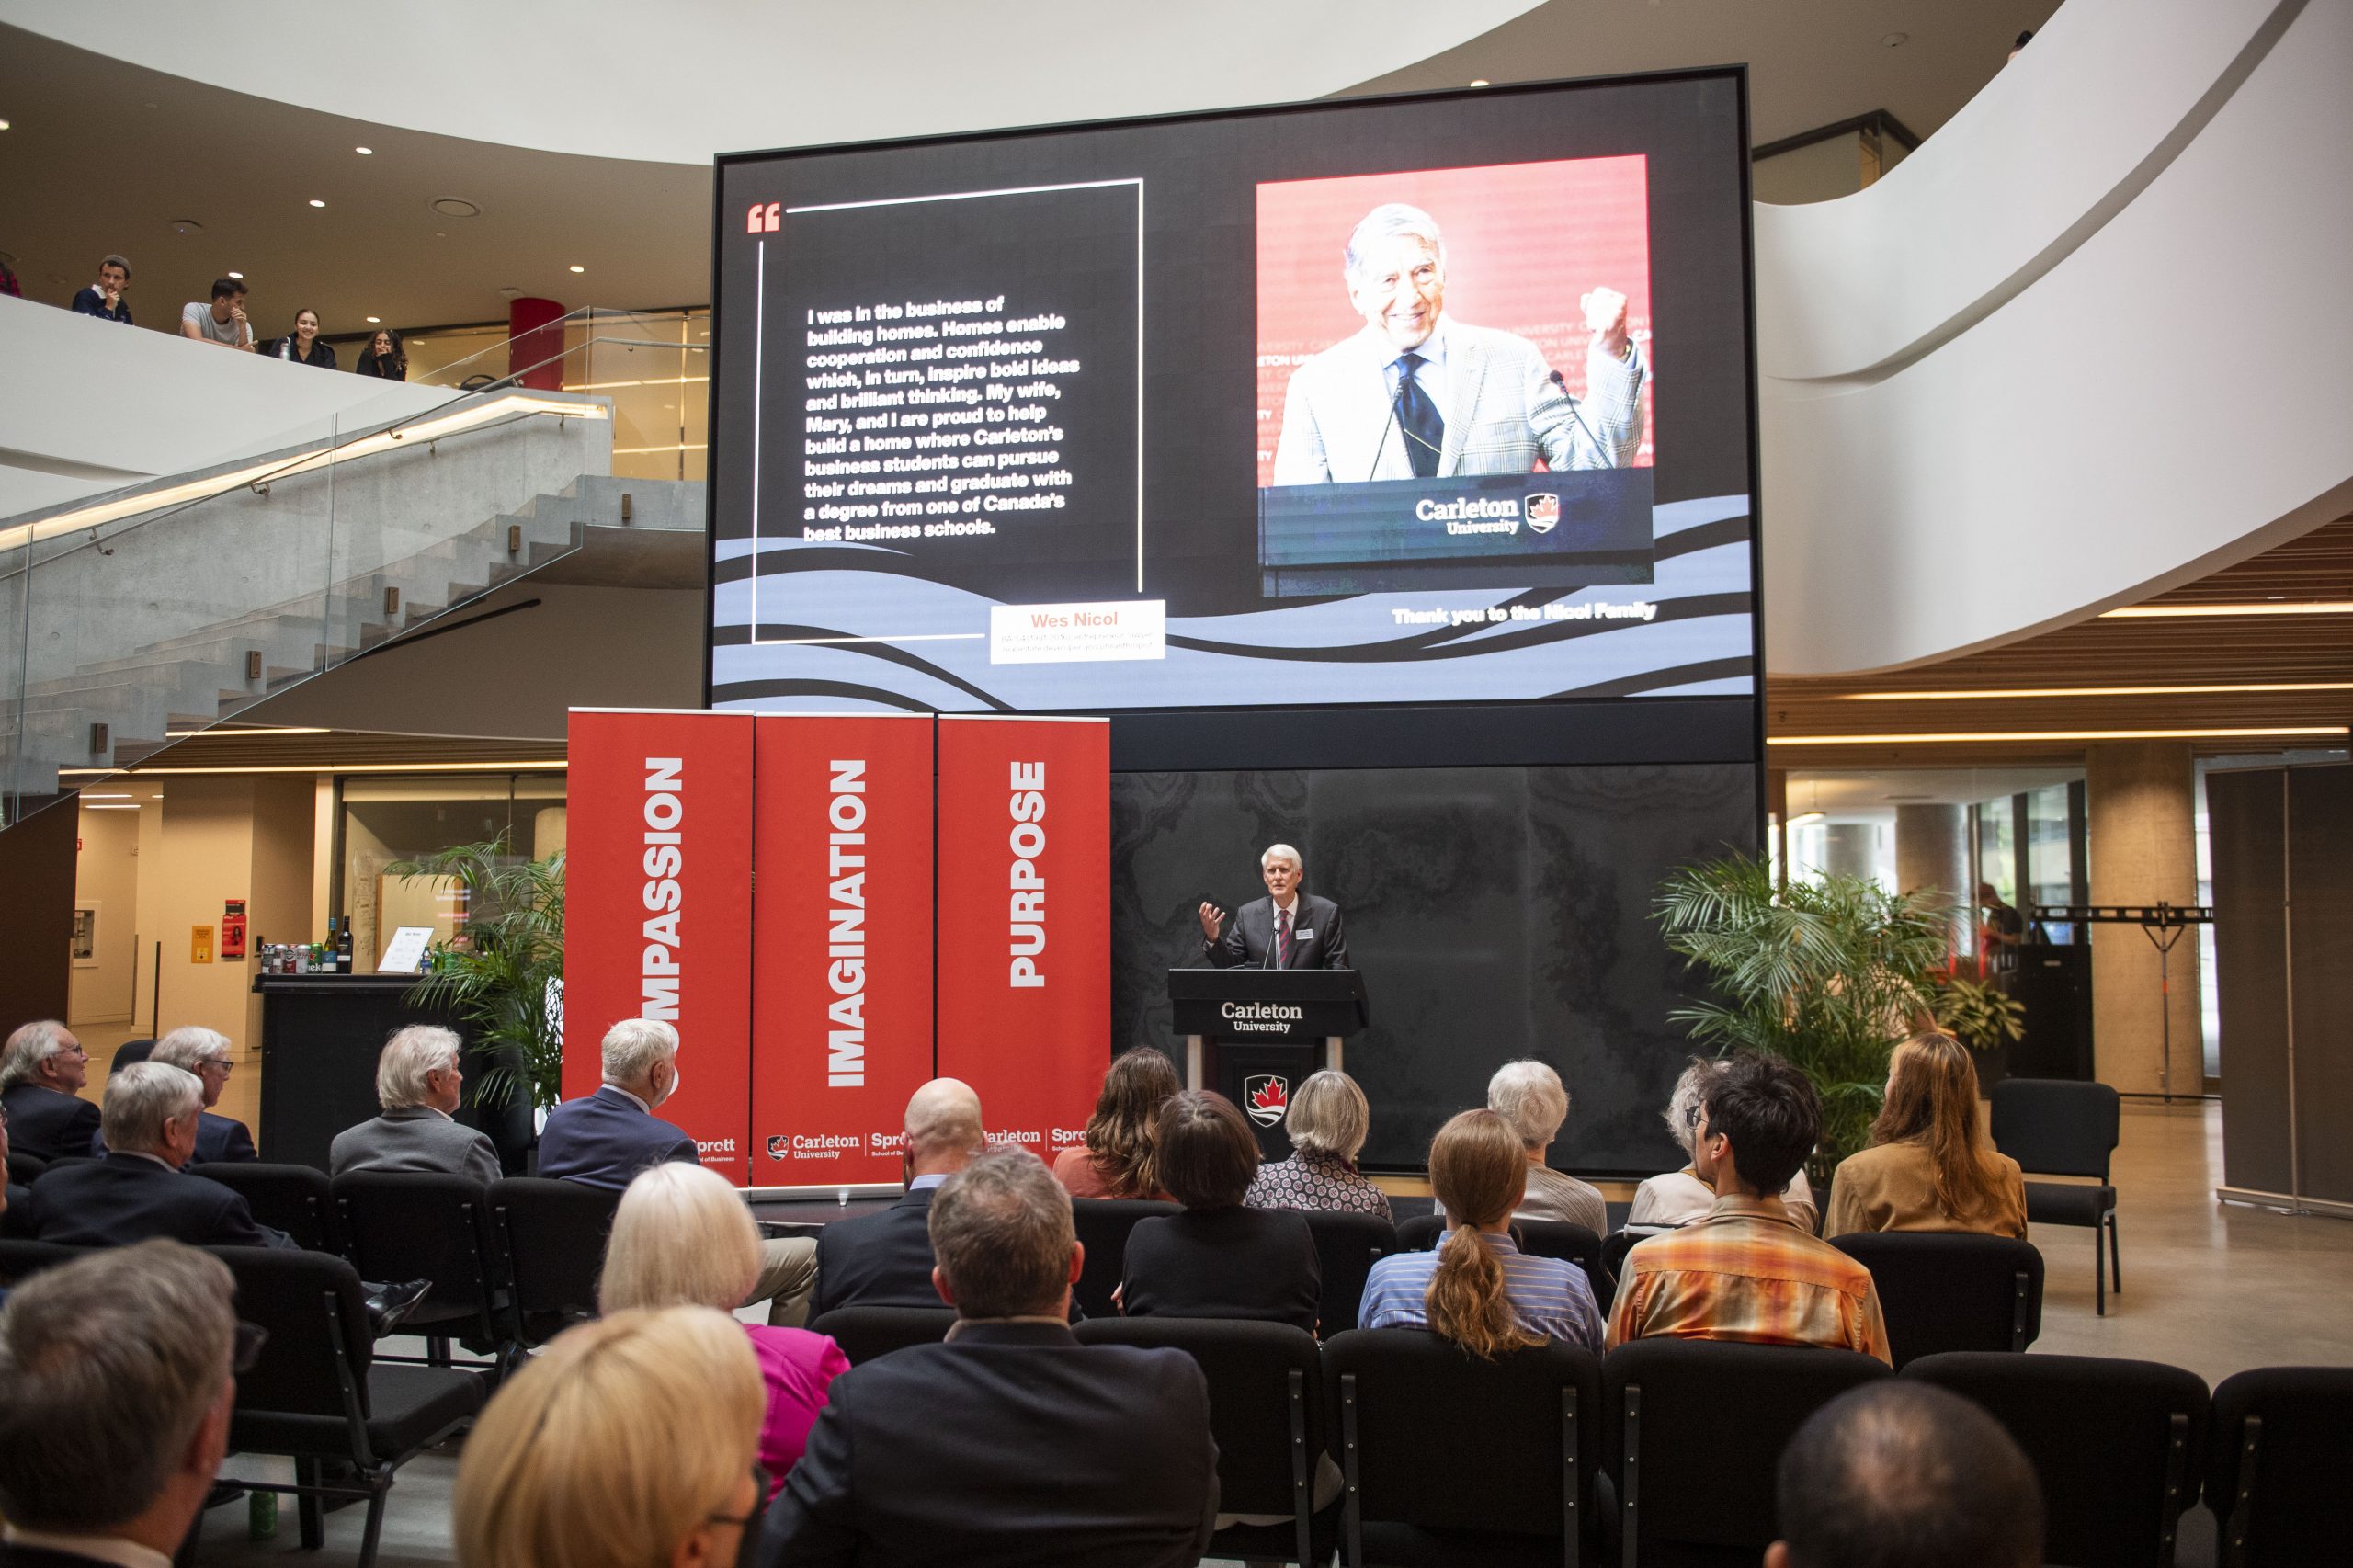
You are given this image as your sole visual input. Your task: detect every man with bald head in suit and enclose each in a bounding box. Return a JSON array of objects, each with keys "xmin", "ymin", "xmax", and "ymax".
[{"xmin": 811, "ymin": 1078, "xmax": 992, "ymax": 1316}]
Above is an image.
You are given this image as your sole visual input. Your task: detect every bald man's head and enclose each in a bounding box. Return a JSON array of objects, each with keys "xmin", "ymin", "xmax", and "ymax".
[{"xmin": 904, "ymin": 1077, "xmax": 986, "ymax": 1176}]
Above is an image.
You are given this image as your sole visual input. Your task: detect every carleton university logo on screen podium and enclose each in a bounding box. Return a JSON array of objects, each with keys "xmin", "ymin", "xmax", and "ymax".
[
  {"xmin": 1244, "ymin": 1074, "xmax": 1291, "ymax": 1128},
  {"xmin": 1524, "ymin": 492, "xmax": 1562, "ymax": 534}
]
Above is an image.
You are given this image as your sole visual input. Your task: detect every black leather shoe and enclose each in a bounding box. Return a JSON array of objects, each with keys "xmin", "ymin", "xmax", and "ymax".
[{"xmin": 364, "ymin": 1278, "xmax": 434, "ymax": 1337}]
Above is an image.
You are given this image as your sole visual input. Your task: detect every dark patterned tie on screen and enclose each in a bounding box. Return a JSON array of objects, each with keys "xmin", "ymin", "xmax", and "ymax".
[
  {"xmin": 1277, "ymin": 907, "xmax": 1293, "ymax": 968},
  {"xmin": 1394, "ymin": 353, "xmax": 1444, "ymax": 478}
]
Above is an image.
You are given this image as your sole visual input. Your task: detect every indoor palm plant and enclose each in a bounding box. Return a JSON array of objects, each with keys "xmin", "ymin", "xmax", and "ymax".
[
  {"xmin": 1654, "ymin": 853, "xmax": 1957, "ymax": 1183},
  {"xmin": 390, "ymin": 836, "xmax": 566, "ymax": 1112},
  {"xmin": 1930, "ymin": 972, "xmax": 2027, "ymax": 1086}
]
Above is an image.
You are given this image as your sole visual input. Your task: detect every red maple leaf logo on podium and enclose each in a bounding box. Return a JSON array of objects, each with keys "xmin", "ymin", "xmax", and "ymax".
[{"xmin": 1244, "ymin": 1074, "xmax": 1290, "ymax": 1127}]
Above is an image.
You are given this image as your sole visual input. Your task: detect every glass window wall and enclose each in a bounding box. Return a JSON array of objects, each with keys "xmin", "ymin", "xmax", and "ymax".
[{"xmin": 335, "ymin": 772, "xmax": 565, "ymax": 972}]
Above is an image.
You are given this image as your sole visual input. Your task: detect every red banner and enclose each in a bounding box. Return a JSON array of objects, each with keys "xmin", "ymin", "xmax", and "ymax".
[
  {"xmin": 751, "ymin": 714, "xmax": 935, "ymax": 1185},
  {"xmin": 563, "ymin": 710, "xmax": 755, "ymax": 1185},
  {"xmin": 935, "ymin": 716, "xmax": 1108, "ymax": 1161}
]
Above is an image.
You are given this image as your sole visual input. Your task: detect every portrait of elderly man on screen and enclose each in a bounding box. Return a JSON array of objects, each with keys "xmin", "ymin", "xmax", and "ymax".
[{"xmin": 1270, "ymin": 202, "xmax": 1647, "ymax": 486}]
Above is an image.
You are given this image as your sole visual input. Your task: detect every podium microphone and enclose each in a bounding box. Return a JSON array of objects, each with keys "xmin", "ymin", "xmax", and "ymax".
[
  {"xmin": 1548, "ymin": 369, "xmax": 1612, "ymax": 469},
  {"xmin": 1364, "ymin": 373, "xmax": 1411, "ymax": 483}
]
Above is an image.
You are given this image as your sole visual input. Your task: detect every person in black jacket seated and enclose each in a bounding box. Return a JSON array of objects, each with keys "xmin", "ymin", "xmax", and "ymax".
[
  {"xmin": 89, "ymin": 1026, "xmax": 257, "ymax": 1164},
  {"xmin": 354, "ymin": 326, "xmax": 406, "ymax": 380},
  {"xmin": 0, "ymin": 1020, "xmax": 101, "ymax": 1164},
  {"xmin": 1120, "ymin": 1089, "xmax": 1321, "ymax": 1333},
  {"xmin": 761, "ymin": 1148, "xmax": 1218, "ymax": 1567},
  {"xmin": 0, "ymin": 1242, "xmax": 241, "ymax": 1568},
  {"xmin": 265, "ymin": 308, "xmax": 337, "ymax": 368},
  {"xmin": 812, "ymin": 1076, "xmax": 987, "ymax": 1316}
]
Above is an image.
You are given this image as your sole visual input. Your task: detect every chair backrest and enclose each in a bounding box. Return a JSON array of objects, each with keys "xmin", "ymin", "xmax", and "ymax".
[
  {"xmin": 1989, "ymin": 1079, "xmax": 2120, "ymax": 1179},
  {"xmin": 1076, "ymin": 1316, "xmax": 1324, "ymax": 1518},
  {"xmin": 6, "ymin": 1148, "xmax": 49, "ymax": 1187},
  {"xmin": 490, "ymin": 1177, "xmax": 620, "ymax": 1339},
  {"xmin": 806, "ymin": 1304, "xmax": 959, "ymax": 1365},
  {"xmin": 1300, "ymin": 1210, "xmax": 1395, "ymax": 1334},
  {"xmin": 1828, "ymin": 1232, "xmax": 2043, "ymax": 1367},
  {"xmin": 330, "ymin": 1170, "xmax": 503, "ymax": 1332},
  {"xmin": 2207, "ymin": 1365, "xmax": 2353, "ymax": 1567},
  {"xmin": 0, "ymin": 1237, "xmax": 91, "ymax": 1286},
  {"xmin": 1395, "ymin": 1211, "xmax": 1445, "ymax": 1252},
  {"xmin": 107, "ymin": 1039, "xmax": 156, "ymax": 1076},
  {"xmin": 1069, "ymin": 1198, "xmax": 1179, "ymax": 1319},
  {"xmin": 1904, "ymin": 1351, "xmax": 2208, "ymax": 1568},
  {"xmin": 210, "ymin": 1244, "xmax": 375, "ymax": 1423},
  {"xmin": 1514, "ymin": 1218, "xmax": 1611, "ymax": 1304},
  {"xmin": 194, "ymin": 1161, "xmax": 341, "ymax": 1253},
  {"xmin": 1604, "ymin": 1337, "xmax": 1891, "ymax": 1561},
  {"xmin": 1324, "ymin": 1326, "xmax": 1600, "ymax": 1540},
  {"xmin": 1600, "ymin": 1228, "xmax": 1643, "ymax": 1287}
]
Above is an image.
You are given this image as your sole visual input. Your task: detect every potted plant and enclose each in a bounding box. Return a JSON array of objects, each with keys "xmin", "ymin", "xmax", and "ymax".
[
  {"xmin": 1930, "ymin": 974, "xmax": 2027, "ymax": 1092},
  {"xmin": 389, "ymin": 837, "xmax": 566, "ymax": 1132},
  {"xmin": 1654, "ymin": 853, "xmax": 1958, "ymax": 1186}
]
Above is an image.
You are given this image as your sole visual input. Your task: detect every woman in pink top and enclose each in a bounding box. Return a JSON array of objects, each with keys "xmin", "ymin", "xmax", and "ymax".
[{"xmin": 601, "ymin": 1163, "xmax": 849, "ymax": 1492}]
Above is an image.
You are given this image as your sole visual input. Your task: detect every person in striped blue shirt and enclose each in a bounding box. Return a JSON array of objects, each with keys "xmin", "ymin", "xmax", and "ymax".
[{"xmin": 1357, "ymin": 1108, "xmax": 1604, "ymax": 1354}]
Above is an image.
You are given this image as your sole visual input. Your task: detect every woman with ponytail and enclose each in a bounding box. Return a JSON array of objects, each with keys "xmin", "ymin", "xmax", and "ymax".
[
  {"xmin": 1357, "ymin": 1108, "xmax": 1603, "ymax": 1355},
  {"xmin": 1825, "ymin": 1033, "xmax": 2027, "ymax": 1238}
]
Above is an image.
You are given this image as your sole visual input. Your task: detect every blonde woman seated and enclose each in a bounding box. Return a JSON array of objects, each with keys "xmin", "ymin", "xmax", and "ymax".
[
  {"xmin": 1629, "ymin": 1058, "xmax": 1818, "ymax": 1233},
  {"xmin": 1051, "ymin": 1047, "xmax": 1180, "ymax": 1199},
  {"xmin": 456, "ymin": 1304, "xmax": 767, "ymax": 1568},
  {"xmin": 600, "ymin": 1163, "xmax": 849, "ymax": 1493},
  {"xmin": 1825, "ymin": 1033, "xmax": 2028, "ymax": 1239},
  {"xmin": 1244, "ymin": 1069, "xmax": 1393, "ymax": 1221},
  {"xmin": 1357, "ymin": 1108, "xmax": 1604, "ymax": 1354},
  {"xmin": 1487, "ymin": 1058, "xmax": 1608, "ymax": 1234}
]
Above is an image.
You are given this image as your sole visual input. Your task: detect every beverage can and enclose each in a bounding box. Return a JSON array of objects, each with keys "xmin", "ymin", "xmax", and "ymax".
[{"xmin": 249, "ymin": 1489, "xmax": 278, "ymax": 1540}]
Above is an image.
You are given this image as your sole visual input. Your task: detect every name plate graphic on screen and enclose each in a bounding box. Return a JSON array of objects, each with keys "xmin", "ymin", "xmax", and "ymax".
[
  {"xmin": 934, "ymin": 716, "xmax": 1107, "ymax": 1159},
  {"xmin": 751, "ymin": 713, "xmax": 936, "ymax": 1186},
  {"xmin": 564, "ymin": 709, "xmax": 754, "ymax": 1185}
]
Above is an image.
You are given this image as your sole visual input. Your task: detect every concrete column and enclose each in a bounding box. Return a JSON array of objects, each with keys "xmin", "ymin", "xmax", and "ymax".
[
  {"xmin": 2086, "ymin": 742, "xmax": 2202, "ymax": 1095},
  {"xmin": 1895, "ymin": 802, "xmax": 1971, "ymax": 961}
]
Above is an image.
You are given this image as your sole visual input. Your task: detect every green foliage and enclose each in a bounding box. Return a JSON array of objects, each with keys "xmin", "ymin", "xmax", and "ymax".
[
  {"xmin": 1931, "ymin": 974, "xmax": 2027, "ymax": 1053},
  {"xmin": 388, "ymin": 836, "xmax": 565, "ymax": 1112},
  {"xmin": 1654, "ymin": 854, "xmax": 1959, "ymax": 1182}
]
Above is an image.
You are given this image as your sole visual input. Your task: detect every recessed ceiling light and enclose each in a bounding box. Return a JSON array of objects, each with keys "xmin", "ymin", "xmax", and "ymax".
[
  {"xmin": 226, "ymin": 270, "xmax": 243, "ymax": 279},
  {"xmin": 1469, "ymin": 79, "xmax": 1490, "ymax": 87},
  {"xmin": 309, "ymin": 199, "xmax": 326, "ymax": 208},
  {"xmin": 569, "ymin": 265, "xmax": 585, "ymax": 274},
  {"xmin": 0, "ymin": 119, "xmax": 11, "ymax": 131},
  {"xmin": 1881, "ymin": 31, "xmax": 1908, "ymax": 47},
  {"xmin": 2101, "ymin": 601, "xmax": 2353, "ymax": 619},
  {"xmin": 170, "ymin": 219, "xmax": 205, "ymax": 235},
  {"xmin": 431, "ymin": 197, "xmax": 483, "ymax": 219},
  {"xmin": 365, "ymin": 315, "xmax": 381, "ymax": 324},
  {"xmin": 355, "ymin": 145, "xmax": 373, "ymax": 155}
]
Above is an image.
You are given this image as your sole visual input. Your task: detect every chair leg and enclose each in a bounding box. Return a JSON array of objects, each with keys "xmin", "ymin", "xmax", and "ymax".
[
  {"xmin": 356, "ymin": 1479, "xmax": 391, "ymax": 1568},
  {"xmin": 296, "ymin": 1457, "xmax": 325, "ymax": 1549},
  {"xmin": 2094, "ymin": 1222, "xmax": 2107, "ymax": 1316},
  {"xmin": 2108, "ymin": 1211, "xmax": 2122, "ymax": 1293}
]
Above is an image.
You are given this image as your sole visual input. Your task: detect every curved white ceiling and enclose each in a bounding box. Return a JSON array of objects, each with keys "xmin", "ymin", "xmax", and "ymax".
[{"xmin": 0, "ymin": 0, "xmax": 1543, "ymax": 165}]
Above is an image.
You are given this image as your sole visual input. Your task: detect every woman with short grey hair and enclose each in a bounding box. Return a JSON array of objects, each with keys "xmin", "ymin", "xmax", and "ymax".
[
  {"xmin": 328, "ymin": 1025, "xmax": 500, "ymax": 1185},
  {"xmin": 1486, "ymin": 1059, "xmax": 1608, "ymax": 1235},
  {"xmin": 1626, "ymin": 1056, "xmax": 1818, "ymax": 1233},
  {"xmin": 1243, "ymin": 1069, "xmax": 1392, "ymax": 1221}
]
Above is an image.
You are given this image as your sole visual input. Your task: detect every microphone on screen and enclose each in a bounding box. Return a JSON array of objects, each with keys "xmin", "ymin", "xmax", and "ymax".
[{"xmin": 1548, "ymin": 369, "xmax": 1613, "ymax": 469}]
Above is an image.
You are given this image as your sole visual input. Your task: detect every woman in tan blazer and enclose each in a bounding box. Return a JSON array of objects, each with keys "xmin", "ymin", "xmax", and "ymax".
[{"xmin": 1826, "ymin": 1033, "xmax": 2027, "ymax": 1238}]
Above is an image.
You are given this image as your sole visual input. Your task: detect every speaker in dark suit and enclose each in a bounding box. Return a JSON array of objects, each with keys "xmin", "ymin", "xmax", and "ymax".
[
  {"xmin": 536, "ymin": 1084, "xmax": 698, "ymax": 1191},
  {"xmin": 1198, "ymin": 843, "xmax": 1350, "ymax": 970},
  {"xmin": 19, "ymin": 1153, "xmax": 291, "ymax": 1250},
  {"xmin": 1, "ymin": 1085, "xmax": 103, "ymax": 1165}
]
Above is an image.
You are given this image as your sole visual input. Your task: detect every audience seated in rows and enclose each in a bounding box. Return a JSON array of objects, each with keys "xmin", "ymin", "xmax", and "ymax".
[
  {"xmin": 1629, "ymin": 1056, "xmax": 1820, "ymax": 1233},
  {"xmin": 762, "ymin": 1148, "xmax": 1218, "ymax": 1567},
  {"xmin": 813, "ymin": 1077, "xmax": 987, "ymax": 1317},
  {"xmin": 1609, "ymin": 1051, "xmax": 1892, "ymax": 1362},
  {"xmin": 540, "ymin": 1018, "xmax": 817, "ymax": 1325},
  {"xmin": 1769, "ymin": 1381, "xmax": 2043, "ymax": 1568},
  {"xmin": 1121, "ymin": 1090, "xmax": 1321, "ymax": 1334},
  {"xmin": 329, "ymin": 1025, "xmax": 500, "ymax": 1184},
  {"xmin": 1051, "ymin": 1046, "xmax": 1179, "ymax": 1199},
  {"xmin": 1488, "ymin": 1058, "xmax": 1609, "ymax": 1234},
  {"xmin": 1359, "ymin": 1107, "xmax": 1605, "ymax": 1353},
  {"xmin": 454, "ymin": 1305, "xmax": 767, "ymax": 1568},
  {"xmin": 91, "ymin": 1027, "xmax": 256, "ymax": 1165},
  {"xmin": 601, "ymin": 1164, "xmax": 849, "ymax": 1496},
  {"xmin": 1825, "ymin": 1033, "xmax": 2028, "ymax": 1239},
  {"xmin": 0, "ymin": 1020, "xmax": 101, "ymax": 1164},
  {"xmin": 1243, "ymin": 1067, "xmax": 1393, "ymax": 1221},
  {"xmin": 0, "ymin": 1242, "xmax": 240, "ymax": 1568},
  {"xmin": 18, "ymin": 1064, "xmax": 292, "ymax": 1250}
]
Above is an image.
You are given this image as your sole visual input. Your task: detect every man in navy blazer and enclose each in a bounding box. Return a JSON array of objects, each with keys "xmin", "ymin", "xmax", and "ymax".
[
  {"xmin": 0, "ymin": 1020, "xmax": 102, "ymax": 1164},
  {"xmin": 813, "ymin": 1077, "xmax": 988, "ymax": 1317},
  {"xmin": 88, "ymin": 1026, "xmax": 258, "ymax": 1165},
  {"xmin": 1199, "ymin": 842, "xmax": 1351, "ymax": 971},
  {"xmin": 540, "ymin": 1017, "xmax": 817, "ymax": 1324},
  {"xmin": 18, "ymin": 1063, "xmax": 290, "ymax": 1250},
  {"xmin": 763, "ymin": 1149, "xmax": 1217, "ymax": 1568}
]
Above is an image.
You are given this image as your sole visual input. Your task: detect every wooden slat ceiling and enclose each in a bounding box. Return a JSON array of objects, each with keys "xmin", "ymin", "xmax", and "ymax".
[{"xmin": 1766, "ymin": 514, "xmax": 2353, "ymax": 769}]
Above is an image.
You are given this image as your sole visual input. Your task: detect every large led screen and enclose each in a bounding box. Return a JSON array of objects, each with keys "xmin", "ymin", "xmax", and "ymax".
[{"xmin": 709, "ymin": 73, "xmax": 1756, "ymax": 721}]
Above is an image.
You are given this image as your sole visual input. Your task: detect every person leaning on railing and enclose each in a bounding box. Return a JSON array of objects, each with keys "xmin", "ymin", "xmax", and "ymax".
[{"xmin": 355, "ymin": 326, "xmax": 406, "ymax": 380}]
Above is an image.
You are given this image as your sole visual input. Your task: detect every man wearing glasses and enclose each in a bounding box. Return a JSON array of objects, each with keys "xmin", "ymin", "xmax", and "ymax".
[
  {"xmin": 89, "ymin": 1027, "xmax": 257, "ymax": 1165},
  {"xmin": 0, "ymin": 1020, "xmax": 101, "ymax": 1164}
]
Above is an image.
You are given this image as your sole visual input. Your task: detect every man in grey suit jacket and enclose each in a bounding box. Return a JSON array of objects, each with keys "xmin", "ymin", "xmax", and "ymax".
[
  {"xmin": 1199, "ymin": 843, "xmax": 1349, "ymax": 971},
  {"xmin": 329, "ymin": 1025, "xmax": 501, "ymax": 1185},
  {"xmin": 1270, "ymin": 201, "xmax": 1646, "ymax": 485}
]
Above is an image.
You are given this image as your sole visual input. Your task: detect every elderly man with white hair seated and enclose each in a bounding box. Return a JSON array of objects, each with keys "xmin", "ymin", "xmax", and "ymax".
[
  {"xmin": 1487, "ymin": 1058, "xmax": 1609, "ymax": 1235},
  {"xmin": 88, "ymin": 1025, "xmax": 256, "ymax": 1165},
  {"xmin": 19, "ymin": 1063, "xmax": 291, "ymax": 1249},
  {"xmin": 539, "ymin": 1017, "xmax": 818, "ymax": 1326},
  {"xmin": 330, "ymin": 1025, "xmax": 502, "ymax": 1184},
  {"xmin": 0, "ymin": 1019, "xmax": 101, "ymax": 1164}
]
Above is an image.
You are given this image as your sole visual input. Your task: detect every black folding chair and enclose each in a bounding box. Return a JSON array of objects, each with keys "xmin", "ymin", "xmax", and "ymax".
[
  {"xmin": 1077, "ymin": 1315, "xmax": 1332, "ymax": 1565},
  {"xmin": 0, "ymin": 1237, "xmax": 90, "ymax": 1285},
  {"xmin": 1069, "ymin": 1198, "xmax": 1178, "ymax": 1319},
  {"xmin": 107, "ymin": 1039, "xmax": 156, "ymax": 1075},
  {"xmin": 807, "ymin": 1304, "xmax": 958, "ymax": 1365},
  {"xmin": 194, "ymin": 1161, "xmax": 342, "ymax": 1253},
  {"xmin": 211, "ymin": 1245, "xmax": 483, "ymax": 1568},
  {"xmin": 488, "ymin": 1176, "xmax": 620, "ymax": 1347},
  {"xmin": 2206, "ymin": 1366, "xmax": 2353, "ymax": 1567},
  {"xmin": 1302, "ymin": 1210, "xmax": 1396, "ymax": 1335},
  {"xmin": 1603, "ymin": 1338, "xmax": 1891, "ymax": 1567},
  {"xmin": 1324, "ymin": 1326, "xmax": 1599, "ymax": 1568},
  {"xmin": 331, "ymin": 1171, "xmax": 510, "ymax": 1369},
  {"xmin": 1827, "ymin": 1232, "xmax": 2043, "ymax": 1367},
  {"xmin": 1989, "ymin": 1078, "xmax": 2122, "ymax": 1313},
  {"xmin": 1904, "ymin": 1350, "xmax": 2207, "ymax": 1568},
  {"xmin": 1600, "ymin": 1229, "xmax": 1643, "ymax": 1289}
]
